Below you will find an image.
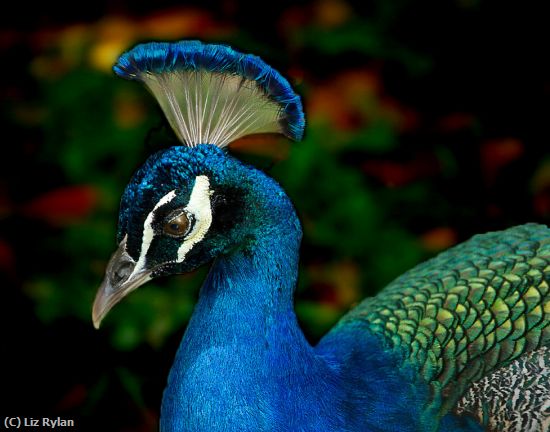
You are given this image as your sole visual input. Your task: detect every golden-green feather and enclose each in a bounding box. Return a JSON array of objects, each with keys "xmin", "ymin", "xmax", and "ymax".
[{"xmin": 333, "ymin": 223, "xmax": 550, "ymax": 428}]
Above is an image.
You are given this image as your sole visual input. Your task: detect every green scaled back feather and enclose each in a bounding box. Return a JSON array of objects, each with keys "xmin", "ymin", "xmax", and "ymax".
[{"xmin": 334, "ymin": 223, "xmax": 550, "ymax": 418}]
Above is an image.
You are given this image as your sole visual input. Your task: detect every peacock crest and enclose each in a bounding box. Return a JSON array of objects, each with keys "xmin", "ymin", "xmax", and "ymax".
[{"xmin": 114, "ymin": 41, "xmax": 304, "ymax": 147}]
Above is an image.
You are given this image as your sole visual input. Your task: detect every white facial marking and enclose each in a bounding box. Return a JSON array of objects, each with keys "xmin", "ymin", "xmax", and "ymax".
[
  {"xmin": 177, "ymin": 175, "xmax": 213, "ymax": 262},
  {"xmin": 132, "ymin": 189, "xmax": 177, "ymax": 275}
]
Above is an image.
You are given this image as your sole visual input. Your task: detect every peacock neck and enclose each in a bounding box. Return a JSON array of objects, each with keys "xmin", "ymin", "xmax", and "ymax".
[
  {"xmin": 188, "ymin": 226, "xmax": 306, "ymax": 351},
  {"xmin": 178, "ymin": 170, "xmax": 309, "ymax": 355},
  {"xmin": 161, "ymin": 207, "xmax": 346, "ymax": 430}
]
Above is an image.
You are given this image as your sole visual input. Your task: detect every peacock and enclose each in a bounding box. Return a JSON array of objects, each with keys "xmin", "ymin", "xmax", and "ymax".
[{"xmin": 92, "ymin": 40, "xmax": 550, "ymax": 432}]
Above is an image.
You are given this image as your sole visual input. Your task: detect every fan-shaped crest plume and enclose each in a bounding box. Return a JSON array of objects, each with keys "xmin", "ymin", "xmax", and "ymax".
[{"xmin": 114, "ymin": 40, "xmax": 305, "ymax": 148}]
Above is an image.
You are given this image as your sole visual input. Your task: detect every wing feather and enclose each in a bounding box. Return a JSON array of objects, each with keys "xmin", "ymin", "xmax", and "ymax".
[{"xmin": 331, "ymin": 223, "xmax": 550, "ymax": 418}]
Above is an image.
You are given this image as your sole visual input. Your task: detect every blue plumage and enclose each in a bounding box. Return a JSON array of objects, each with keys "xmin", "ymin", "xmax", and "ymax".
[{"xmin": 93, "ymin": 41, "xmax": 550, "ymax": 431}]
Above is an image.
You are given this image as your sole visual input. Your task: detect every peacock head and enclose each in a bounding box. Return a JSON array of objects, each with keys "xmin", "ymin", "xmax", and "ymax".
[{"xmin": 92, "ymin": 40, "xmax": 304, "ymax": 328}]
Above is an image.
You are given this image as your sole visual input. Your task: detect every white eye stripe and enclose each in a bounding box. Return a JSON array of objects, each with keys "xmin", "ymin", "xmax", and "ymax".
[
  {"xmin": 133, "ymin": 189, "xmax": 178, "ymax": 275},
  {"xmin": 131, "ymin": 176, "xmax": 213, "ymax": 274},
  {"xmin": 177, "ymin": 175, "xmax": 213, "ymax": 262}
]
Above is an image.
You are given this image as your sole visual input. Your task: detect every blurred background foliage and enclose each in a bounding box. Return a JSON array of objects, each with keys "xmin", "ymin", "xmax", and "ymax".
[{"xmin": 1, "ymin": 0, "xmax": 547, "ymax": 430}]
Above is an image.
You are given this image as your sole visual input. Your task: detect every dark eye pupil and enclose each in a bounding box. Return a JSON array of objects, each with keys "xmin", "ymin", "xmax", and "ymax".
[{"xmin": 170, "ymin": 223, "xmax": 181, "ymax": 232}]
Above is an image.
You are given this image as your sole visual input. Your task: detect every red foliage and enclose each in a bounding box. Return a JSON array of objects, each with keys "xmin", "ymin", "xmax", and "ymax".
[
  {"xmin": 55, "ymin": 384, "xmax": 87, "ymax": 411},
  {"xmin": 363, "ymin": 153, "xmax": 441, "ymax": 187},
  {"xmin": 0, "ymin": 238, "xmax": 15, "ymax": 274},
  {"xmin": 437, "ymin": 113, "xmax": 476, "ymax": 132},
  {"xmin": 21, "ymin": 185, "xmax": 100, "ymax": 224},
  {"xmin": 420, "ymin": 227, "xmax": 458, "ymax": 252},
  {"xmin": 480, "ymin": 138, "xmax": 524, "ymax": 186}
]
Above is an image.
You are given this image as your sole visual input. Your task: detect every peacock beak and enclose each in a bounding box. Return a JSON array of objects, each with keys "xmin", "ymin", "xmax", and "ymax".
[{"xmin": 92, "ymin": 238, "xmax": 152, "ymax": 329}]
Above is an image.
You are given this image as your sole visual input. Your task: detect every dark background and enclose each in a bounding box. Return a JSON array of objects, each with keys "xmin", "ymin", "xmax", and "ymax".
[{"xmin": 1, "ymin": 1, "xmax": 547, "ymax": 430}]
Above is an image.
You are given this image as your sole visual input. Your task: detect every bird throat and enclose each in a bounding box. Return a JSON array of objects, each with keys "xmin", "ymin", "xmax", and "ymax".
[{"xmin": 160, "ymin": 224, "xmax": 339, "ymax": 430}]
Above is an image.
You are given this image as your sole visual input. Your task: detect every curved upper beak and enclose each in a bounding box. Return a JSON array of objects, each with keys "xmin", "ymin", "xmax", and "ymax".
[{"xmin": 92, "ymin": 238, "xmax": 151, "ymax": 329}]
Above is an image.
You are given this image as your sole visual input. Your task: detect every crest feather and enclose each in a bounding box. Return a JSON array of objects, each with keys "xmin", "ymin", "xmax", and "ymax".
[{"xmin": 114, "ymin": 41, "xmax": 305, "ymax": 147}]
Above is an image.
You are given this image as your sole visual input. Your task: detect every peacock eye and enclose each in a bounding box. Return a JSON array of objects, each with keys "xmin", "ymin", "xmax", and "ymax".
[{"xmin": 163, "ymin": 213, "xmax": 190, "ymax": 237}]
